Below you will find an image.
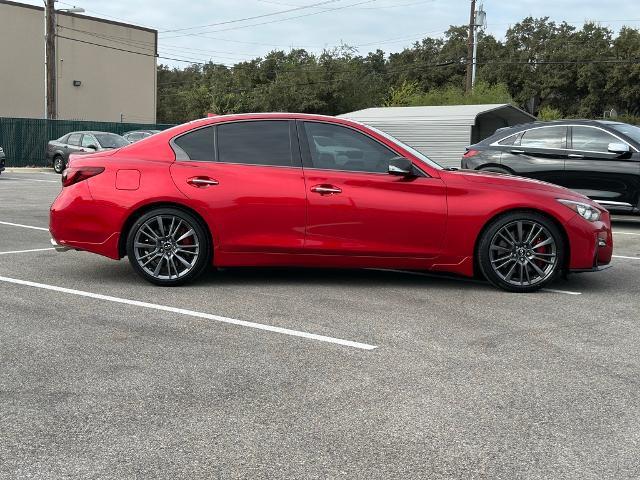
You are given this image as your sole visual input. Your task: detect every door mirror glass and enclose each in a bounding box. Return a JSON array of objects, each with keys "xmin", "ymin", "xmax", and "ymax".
[
  {"xmin": 608, "ymin": 142, "xmax": 630, "ymax": 154},
  {"xmin": 388, "ymin": 156, "xmax": 414, "ymax": 176},
  {"xmin": 86, "ymin": 145, "xmax": 98, "ymax": 150}
]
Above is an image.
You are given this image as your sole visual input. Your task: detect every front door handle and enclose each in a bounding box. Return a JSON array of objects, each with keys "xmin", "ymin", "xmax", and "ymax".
[
  {"xmin": 568, "ymin": 154, "xmax": 584, "ymax": 159},
  {"xmin": 510, "ymin": 149, "xmax": 525, "ymax": 154},
  {"xmin": 311, "ymin": 185, "xmax": 342, "ymax": 195},
  {"xmin": 187, "ymin": 177, "xmax": 219, "ymax": 187}
]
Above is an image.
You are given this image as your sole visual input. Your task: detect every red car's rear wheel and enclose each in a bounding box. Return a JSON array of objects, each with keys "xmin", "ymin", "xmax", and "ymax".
[{"xmin": 126, "ymin": 207, "xmax": 210, "ymax": 286}]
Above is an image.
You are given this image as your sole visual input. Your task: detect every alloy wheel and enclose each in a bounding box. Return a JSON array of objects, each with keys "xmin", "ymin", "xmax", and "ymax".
[
  {"xmin": 488, "ymin": 220, "xmax": 558, "ymax": 287},
  {"xmin": 54, "ymin": 157, "xmax": 64, "ymax": 173},
  {"xmin": 133, "ymin": 214, "xmax": 200, "ymax": 280}
]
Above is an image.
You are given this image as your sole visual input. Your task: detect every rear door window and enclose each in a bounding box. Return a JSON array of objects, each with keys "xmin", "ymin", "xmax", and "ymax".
[
  {"xmin": 217, "ymin": 121, "xmax": 293, "ymax": 167},
  {"xmin": 520, "ymin": 126, "xmax": 567, "ymax": 149},
  {"xmin": 173, "ymin": 126, "xmax": 215, "ymax": 161},
  {"xmin": 82, "ymin": 134, "xmax": 97, "ymax": 148},
  {"xmin": 67, "ymin": 133, "xmax": 82, "ymax": 146}
]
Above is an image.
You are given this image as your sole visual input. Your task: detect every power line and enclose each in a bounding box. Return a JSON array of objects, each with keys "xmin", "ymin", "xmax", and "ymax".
[
  {"xmin": 57, "ymin": 25, "xmax": 260, "ymax": 58},
  {"xmin": 256, "ymin": 0, "xmax": 432, "ymax": 9},
  {"xmin": 160, "ymin": 0, "xmax": 345, "ymax": 34},
  {"xmin": 56, "ymin": 35, "xmax": 158, "ymax": 57},
  {"xmin": 57, "ymin": 22, "xmax": 450, "ymax": 59},
  {"xmin": 161, "ymin": 0, "xmax": 379, "ymax": 39}
]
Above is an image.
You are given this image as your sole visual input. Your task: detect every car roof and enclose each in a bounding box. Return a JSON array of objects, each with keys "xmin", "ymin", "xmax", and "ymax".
[
  {"xmin": 153, "ymin": 112, "xmax": 372, "ymax": 140},
  {"xmin": 196, "ymin": 112, "xmax": 343, "ymax": 123},
  {"xmin": 66, "ymin": 131, "xmax": 121, "ymax": 135},
  {"xmin": 497, "ymin": 119, "xmax": 626, "ymax": 131}
]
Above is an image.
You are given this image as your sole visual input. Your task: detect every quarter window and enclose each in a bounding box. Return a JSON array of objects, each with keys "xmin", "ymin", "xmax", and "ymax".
[
  {"xmin": 520, "ymin": 126, "xmax": 567, "ymax": 149},
  {"xmin": 303, "ymin": 122, "xmax": 397, "ymax": 173},
  {"xmin": 173, "ymin": 126, "xmax": 215, "ymax": 161},
  {"xmin": 217, "ymin": 121, "xmax": 292, "ymax": 167},
  {"xmin": 498, "ymin": 134, "xmax": 518, "ymax": 145},
  {"xmin": 572, "ymin": 126, "xmax": 620, "ymax": 153}
]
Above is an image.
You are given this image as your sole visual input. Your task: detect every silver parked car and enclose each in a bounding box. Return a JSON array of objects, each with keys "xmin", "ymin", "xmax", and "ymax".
[{"xmin": 46, "ymin": 131, "xmax": 129, "ymax": 173}]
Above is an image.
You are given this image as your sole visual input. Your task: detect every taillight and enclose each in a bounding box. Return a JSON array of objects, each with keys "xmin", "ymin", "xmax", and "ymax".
[
  {"xmin": 62, "ymin": 167, "xmax": 105, "ymax": 187},
  {"xmin": 463, "ymin": 149, "xmax": 479, "ymax": 158}
]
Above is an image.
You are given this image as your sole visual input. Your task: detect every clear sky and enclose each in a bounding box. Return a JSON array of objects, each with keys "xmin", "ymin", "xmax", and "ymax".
[{"xmin": 20, "ymin": 0, "xmax": 640, "ymax": 67}]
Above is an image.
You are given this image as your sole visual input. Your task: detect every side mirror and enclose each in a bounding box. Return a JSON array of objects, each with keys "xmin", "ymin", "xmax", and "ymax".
[
  {"xmin": 388, "ymin": 156, "xmax": 415, "ymax": 176},
  {"xmin": 86, "ymin": 145, "xmax": 98, "ymax": 151},
  {"xmin": 608, "ymin": 142, "xmax": 630, "ymax": 154}
]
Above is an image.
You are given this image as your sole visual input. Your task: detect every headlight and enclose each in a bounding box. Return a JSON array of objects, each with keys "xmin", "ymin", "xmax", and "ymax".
[{"xmin": 557, "ymin": 199, "xmax": 601, "ymax": 222}]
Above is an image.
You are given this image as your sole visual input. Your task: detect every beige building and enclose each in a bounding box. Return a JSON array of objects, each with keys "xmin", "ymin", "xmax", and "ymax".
[{"xmin": 0, "ymin": 0, "xmax": 157, "ymax": 122}]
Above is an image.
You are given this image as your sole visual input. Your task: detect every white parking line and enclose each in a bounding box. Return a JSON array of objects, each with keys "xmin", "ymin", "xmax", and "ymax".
[
  {"xmin": 0, "ymin": 221, "xmax": 49, "ymax": 231},
  {"xmin": 0, "ymin": 275, "xmax": 377, "ymax": 351},
  {"xmin": 0, "ymin": 247, "xmax": 55, "ymax": 255},
  {"xmin": 0, "ymin": 176, "xmax": 58, "ymax": 183},
  {"xmin": 541, "ymin": 288, "xmax": 582, "ymax": 295},
  {"xmin": 613, "ymin": 255, "xmax": 640, "ymax": 260},
  {"xmin": 613, "ymin": 231, "xmax": 640, "ymax": 236}
]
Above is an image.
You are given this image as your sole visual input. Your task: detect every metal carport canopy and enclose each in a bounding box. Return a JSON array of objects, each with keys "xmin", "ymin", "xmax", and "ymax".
[{"xmin": 338, "ymin": 104, "xmax": 535, "ymax": 168}]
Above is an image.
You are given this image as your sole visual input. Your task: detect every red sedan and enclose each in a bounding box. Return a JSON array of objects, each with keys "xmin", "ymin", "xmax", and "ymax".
[{"xmin": 50, "ymin": 113, "xmax": 612, "ymax": 292}]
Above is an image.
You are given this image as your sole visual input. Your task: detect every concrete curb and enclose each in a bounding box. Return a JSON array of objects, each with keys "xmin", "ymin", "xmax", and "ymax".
[{"xmin": 4, "ymin": 167, "xmax": 55, "ymax": 173}]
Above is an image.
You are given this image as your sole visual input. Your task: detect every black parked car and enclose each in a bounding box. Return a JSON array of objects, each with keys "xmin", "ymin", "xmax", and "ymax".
[
  {"xmin": 46, "ymin": 131, "xmax": 129, "ymax": 173},
  {"xmin": 122, "ymin": 130, "xmax": 161, "ymax": 143},
  {"xmin": 462, "ymin": 120, "xmax": 640, "ymax": 214},
  {"xmin": 0, "ymin": 146, "xmax": 5, "ymax": 175}
]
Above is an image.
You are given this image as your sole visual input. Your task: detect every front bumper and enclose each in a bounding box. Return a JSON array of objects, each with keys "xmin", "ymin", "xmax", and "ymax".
[{"xmin": 566, "ymin": 210, "xmax": 613, "ymax": 272}]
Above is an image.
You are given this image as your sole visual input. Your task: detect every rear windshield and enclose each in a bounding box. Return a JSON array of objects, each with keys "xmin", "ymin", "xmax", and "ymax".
[{"xmin": 95, "ymin": 134, "xmax": 128, "ymax": 148}]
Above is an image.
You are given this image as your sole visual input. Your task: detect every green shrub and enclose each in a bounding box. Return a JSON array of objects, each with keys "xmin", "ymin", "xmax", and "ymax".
[
  {"xmin": 537, "ymin": 106, "xmax": 564, "ymax": 121},
  {"xmin": 385, "ymin": 82, "xmax": 513, "ymax": 107}
]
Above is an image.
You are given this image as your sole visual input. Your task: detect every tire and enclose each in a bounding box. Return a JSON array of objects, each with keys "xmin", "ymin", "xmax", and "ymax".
[
  {"xmin": 477, "ymin": 212, "xmax": 565, "ymax": 293},
  {"xmin": 126, "ymin": 207, "xmax": 211, "ymax": 286},
  {"xmin": 53, "ymin": 155, "xmax": 65, "ymax": 174},
  {"xmin": 479, "ymin": 166, "xmax": 510, "ymax": 175}
]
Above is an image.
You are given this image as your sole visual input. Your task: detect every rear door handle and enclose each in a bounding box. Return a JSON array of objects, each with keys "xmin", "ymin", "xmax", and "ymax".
[
  {"xmin": 510, "ymin": 149, "xmax": 525, "ymax": 154},
  {"xmin": 187, "ymin": 177, "xmax": 219, "ymax": 187},
  {"xmin": 311, "ymin": 185, "xmax": 342, "ymax": 195},
  {"xmin": 568, "ymin": 154, "xmax": 584, "ymax": 159}
]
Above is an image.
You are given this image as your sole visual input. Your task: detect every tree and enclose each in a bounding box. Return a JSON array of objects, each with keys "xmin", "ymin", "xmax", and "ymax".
[{"xmin": 155, "ymin": 18, "xmax": 640, "ymax": 125}]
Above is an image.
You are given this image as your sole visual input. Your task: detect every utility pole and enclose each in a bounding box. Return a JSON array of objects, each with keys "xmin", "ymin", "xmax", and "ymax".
[
  {"xmin": 45, "ymin": 0, "xmax": 56, "ymax": 119},
  {"xmin": 465, "ymin": 0, "xmax": 476, "ymax": 94},
  {"xmin": 472, "ymin": 3, "xmax": 486, "ymax": 89}
]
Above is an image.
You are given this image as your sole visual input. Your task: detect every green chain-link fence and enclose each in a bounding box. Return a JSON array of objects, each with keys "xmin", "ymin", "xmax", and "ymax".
[{"xmin": 0, "ymin": 117, "xmax": 175, "ymax": 167}]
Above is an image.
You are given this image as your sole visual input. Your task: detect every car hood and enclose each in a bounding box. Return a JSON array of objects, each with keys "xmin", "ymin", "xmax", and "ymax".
[{"xmin": 450, "ymin": 169, "xmax": 590, "ymax": 199}]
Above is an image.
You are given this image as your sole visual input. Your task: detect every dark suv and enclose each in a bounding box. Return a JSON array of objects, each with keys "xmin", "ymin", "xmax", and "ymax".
[{"xmin": 462, "ymin": 120, "xmax": 640, "ymax": 214}]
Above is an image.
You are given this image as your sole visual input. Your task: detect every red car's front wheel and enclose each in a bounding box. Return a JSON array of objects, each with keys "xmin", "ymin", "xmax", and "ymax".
[
  {"xmin": 126, "ymin": 207, "xmax": 210, "ymax": 286},
  {"xmin": 477, "ymin": 212, "xmax": 565, "ymax": 292}
]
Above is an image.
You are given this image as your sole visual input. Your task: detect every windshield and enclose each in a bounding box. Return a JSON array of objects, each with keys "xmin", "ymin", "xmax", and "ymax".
[
  {"xmin": 95, "ymin": 133, "xmax": 129, "ymax": 149},
  {"xmin": 364, "ymin": 125, "xmax": 443, "ymax": 170},
  {"xmin": 609, "ymin": 123, "xmax": 640, "ymax": 145}
]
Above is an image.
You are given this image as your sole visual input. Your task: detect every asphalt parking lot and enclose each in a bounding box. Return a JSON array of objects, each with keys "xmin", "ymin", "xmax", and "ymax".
[{"xmin": 1, "ymin": 172, "xmax": 639, "ymax": 479}]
